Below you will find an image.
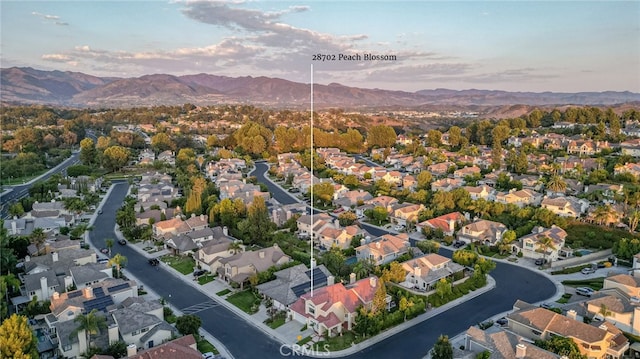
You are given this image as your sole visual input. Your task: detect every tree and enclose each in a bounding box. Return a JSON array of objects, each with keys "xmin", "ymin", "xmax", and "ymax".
[
  {"xmin": 8, "ymin": 202, "xmax": 25, "ymax": 218},
  {"xmin": 150, "ymin": 133, "xmax": 175, "ymax": 153},
  {"xmin": 29, "ymin": 228, "xmax": 47, "ymax": 256},
  {"xmin": 448, "ymin": 126, "xmax": 462, "ymax": 148},
  {"xmin": 321, "ymin": 247, "xmax": 347, "ymax": 277},
  {"xmin": 381, "ymin": 261, "xmax": 406, "ymax": 283},
  {"xmin": 238, "ymin": 196, "xmax": 275, "ymax": 245},
  {"xmin": 227, "ymin": 241, "xmax": 243, "ymax": 255},
  {"xmin": 366, "ymin": 206, "xmax": 388, "ymax": 225},
  {"xmin": 343, "ymin": 175, "xmax": 359, "ymax": 189},
  {"xmin": 366, "ymin": 125, "xmax": 396, "ymax": 148},
  {"xmin": 105, "ymin": 238, "xmax": 114, "ymax": 257},
  {"xmin": 546, "ymin": 175, "xmax": 567, "ymax": 193},
  {"xmin": 431, "ymin": 335, "xmax": 454, "ymax": 359},
  {"xmin": 0, "ymin": 274, "xmax": 20, "ymax": 321},
  {"xmin": 426, "ymin": 130, "xmax": 442, "ymax": 147},
  {"xmin": 399, "ymin": 296, "xmax": 415, "ymax": 320},
  {"xmin": 108, "ymin": 253, "xmax": 127, "ymax": 278},
  {"xmin": 311, "ymin": 182, "xmax": 334, "ymax": 206},
  {"xmin": 435, "ymin": 278, "xmax": 452, "ymax": 299},
  {"xmin": 176, "ymin": 314, "xmax": 202, "ymax": 336},
  {"xmin": 416, "ymin": 171, "xmax": 433, "ymax": 190},
  {"xmin": 72, "ymin": 309, "xmax": 107, "ymax": 349},
  {"xmin": 79, "ymin": 138, "xmax": 97, "ymax": 166},
  {"xmin": 353, "ymin": 258, "xmax": 376, "ymax": 279},
  {"xmin": 0, "ymin": 314, "xmax": 38, "ymax": 359},
  {"xmin": 416, "ymin": 240, "xmax": 440, "ymax": 254},
  {"xmin": 102, "ymin": 145, "xmax": 130, "ymax": 172},
  {"xmin": 370, "ymin": 278, "xmax": 387, "ymax": 316},
  {"xmin": 537, "ymin": 237, "xmax": 557, "ymax": 264},
  {"xmin": 338, "ymin": 211, "xmax": 357, "ymax": 226},
  {"xmin": 535, "ymin": 336, "xmax": 587, "ymax": 359}
]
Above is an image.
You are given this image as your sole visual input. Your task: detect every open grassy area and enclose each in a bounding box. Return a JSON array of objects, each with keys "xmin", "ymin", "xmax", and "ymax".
[
  {"xmin": 198, "ymin": 274, "xmax": 215, "ymax": 285},
  {"xmin": 312, "ymin": 331, "xmax": 361, "ymax": 351},
  {"xmin": 226, "ymin": 290, "xmax": 261, "ymax": 314},
  {"xmin": 196, "ymin": 337, "xmax": 219, "ymax": 354},
  {"xmin": 161, "ymin": 255, "xmax": 195, "ymax": 275},
  {"xmin": 216, "ymin": 289, "xmax": 231, "ymax": 296},
  {"xmin": 562, "ymin": 277, "xmax": 605, "ymax": 290}
]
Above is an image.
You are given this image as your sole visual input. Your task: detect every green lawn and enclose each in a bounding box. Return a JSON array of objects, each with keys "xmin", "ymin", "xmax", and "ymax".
[
  {"xmin": 562, "ymin": 277, "xmax": 605, "ymax": 290},
  {"xmin": 216, "ymin": 289, "xmax": 231, "ymax": 296},
  {"xmin": 297, "ymin": 336, "xmax": 312, "ymax": 345},
  {"xmin": 161, "ymin": 255, "xmax": 195, "ymax": 275},
  {"xmin": 551, "ymin": 264, "xmax": 591, "ymax": 275},
  {"xmin": 312, "ymin": 331, "xmax": 360, "ymax": 351},
  {"xmin": 198, "ymin": 274, "xmax": 215, "ymax": 285},
  {"xmin": 265, "ymin": 312, "xmax": 287, "ymax": 329},
  {"xmin": 196, "ymin": 337, "xmax": 219, "ymax": 354},
  {"xmin": 226, "ymin": 290, "xmax": 261, "ymax": 314}
]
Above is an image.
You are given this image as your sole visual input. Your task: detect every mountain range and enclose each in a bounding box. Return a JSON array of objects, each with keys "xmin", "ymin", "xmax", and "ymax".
[{"xmin": 2, "ymin": 67, "xmax": 639, "ymax": 111}]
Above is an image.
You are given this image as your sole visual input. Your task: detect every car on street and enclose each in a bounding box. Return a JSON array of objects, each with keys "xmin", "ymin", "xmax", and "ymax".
[
  {"xmin": 288, "ymin": 188, "xmax": 300, "ymax": 193},
  {"xmin": 581, "ymin": 267, "xmax": 596, "ymax": 275},
  {"xmin": 202, "ymin": 352, "xmax": 215, "ymax": 359},
  {"xmin": 540, "ymin": 303, "xmax": 553, "ymax": 309},
  {"xmin": 333, "ymin": 208, "xmax": 345, "ymax": 213},
  {"xmin": 98, "ymin": 209, "xmax": 103, "ymax": 214},
  {"xmin": 452, "ymin": 241, "xmax": 465, "ymax": 248},
  {"xmin": 100, "ymin": 248, "xmax": 108, "ymax": 254},
  {"xmin": 576, "ymin": 287, "xmax": 595, "ymax": 297},
  {"xmin": 148, "ymin": 258, "xmax": 160, "ymax": 266},
  {"xmin": 117, "ymin": 239, "xmax": 126, "ymax": 245},
  {"xmin": 97, "ymin": 258, "xmax": 109, "ymax": 264},
  {"xmin": 496, "ymin": 317, "xmax": 508, "ymax": 326}
]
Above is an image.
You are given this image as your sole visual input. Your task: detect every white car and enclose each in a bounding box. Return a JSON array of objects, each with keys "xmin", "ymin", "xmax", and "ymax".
[{"xmin": 576, "ymin": 287, "xmax": 595, "ymax": 297}]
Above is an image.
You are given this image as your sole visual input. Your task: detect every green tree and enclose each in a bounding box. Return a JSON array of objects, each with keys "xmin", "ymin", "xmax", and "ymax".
[
  {"xmin": 29, "ymin": 228, "xmax": 47, "ymax": 256},
  {"xmin": 321, "ymin": 247, "xmax": 347, "ymax": 277},
  {"xmin": 399, "ymin": 296, "xmax": 415, "ymax": 320},
  {"xmin": 176, "ymin": 314, "xmax": 202, "ymax": 336},
  {"xmin": 431, "ymin": 335, "xmax": 454, "ymax": 359},
  {"xmin": 0, "ymin": 314, "xmax": 38, "ymax": 359},
  {"xmin": 150, "ymin": 133, "xmax": 175, "ymax": 153},
  {"xmin": 426, "ymin": 130, "xmax": 443, "ymax": 147},
  {"xmin": 381, "ymin": 261, "xmax": 406, "ymax": 283},
  {"xmin": 366, "ymin": 125, "xmax": 396, "ymax": 148},
  {"xmin": 0, "ymin": 274, "xmax": 20, "ymax": 320},
  {"xmin": 448, "ymin": 126, "xmax": 462, "ymax": 148},
  {"xmin": 435, "ymin": 278, "xmax": 452, "ymax": 299},
  {"xmin": 416, "ymin": 171, "xmax": 433, "ymax": 190},
  {"xmin": 535, "ymin": 336, "xmax": 587, "ymax": 359},
  {"xmin": 537, "ymin": 237, "xmax": 557, "ymax": 264},
  {"xmin": 366, "ymin": 206, "xmax": 388, "ymax": 225},
  {"xmin": 416, "ymin": 240, "xmax": 440, "ymax": 254},
  {"xmin": 8, "ymin": 202, "xmax": 25, "ymax": 218},
  {"xmin": 338, "ymin": 211, "xmax": 357, "ymax": 226},
  {"xmin": 108, "ymin": 253, "xmax": 127, "ymax": 278},
  {"xmin": 105, "ymin": 238, "xmax": 114, "ymax": 257},
  {"xmin": 353, "ymin": 258, "xmax": 376, "ymax": 279},
  {"xmin": 311, "ymin": 182, "xmax": 334, "ymax": 206},
  {"xmin": 227, "ymin": 241, "xmax": 243, "ymax": 255},
  {"xmin": 237, "ymin": 196, "xmax": 274, "ymax": 245},
  {"xmin": 102, "ymin": 145, "xmax": 130, "ymax": 172},
  {"xmin": 546, "ymin": 175, "xmax": 567, "ymax": 193},
  {"xmin": 71, "ymin": 309, "xmax": 107, "ymax": 349},
  {"xmin": 79, "ymin": 138, "xmax": 97, "ymax": 166},
  {"xmin": 370, "ymin": 279, "xmax": 387, "ymax": 316}
]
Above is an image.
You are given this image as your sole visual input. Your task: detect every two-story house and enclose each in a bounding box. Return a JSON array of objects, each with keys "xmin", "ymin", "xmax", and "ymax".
[
  {"xmin": 416, "ymin": 212, "xmax": 466, "ymax": 237},
  {"xmin": 399, "ymin": 253, "xmax": 465, "ymax": 292},
  {"xmin": 457, "ymin": 219, "xmax": 507, "ymax": 246},
  {"xmin": 516, "ymin": 226, "xmax": 567, "ymax": 262},
  {"xmin": 217, "ymin": 244, "xmax": 291, "ymax": 289},
  {"xmin": 355, "ymin": 233, "xmax": 410, "ymax": 265}
]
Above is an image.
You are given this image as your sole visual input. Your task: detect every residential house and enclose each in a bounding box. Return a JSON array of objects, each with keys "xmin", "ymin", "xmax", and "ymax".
[
  {"xmin": 584, "ymin": 291, "xmax": 640, "ymax": 335},
  {"xmin": 296, "ymin": 213, "xmax": 333, "ymax": 238},
  {"xmin": 123, "ymin": 334, "xmax": 202, "ymax": 359},
  {"xmin": 112, "ymin": 307, "xmax": 176, "ymax": 351},
  {"xmin": 355, "ymin": 233, "xmax": 410, "ymax": 265},
  {"xmin": 457, "ymin": 219, "xmax": 507, "ymax": 246},
  {"xmin": 194, "ymin": 227, "xmax": 238, "ymax": 273},
  {"xmin": 333, "ymin": 190, "xmax": 373, "ymax": 210},
  {"xmin": 614, "ymin": 162, "xmax": 640, "ymax": 178},
  {"xmin": 603, "ymin": 274, "xmax": 640, "ymax": 298},
  {"xmin": 152, "ymin": 218, "xmax": 191, "ymax": 240},
  {"xmin": 517, "ymin": 226, "xmax": 567, "ymax": 262},
  {"xmin": 289, "ymin": 276, "xmax": 387, "ymax": 337},
  {"xmin": 416, "ymin": 212, "xmax": 465, "ymax": 236},
  {"xmin": 389, "ymin": 203, "xmax": 425, "ymax": 226},
  {"xmin": 463, "ymin": 185, "xmax": 494, "ymax": 201},
  {"xmin": 506, "ymin": 300, "xmax": 629, "ymax": 359},
  {"xmin": 270, "ymin": 202, "xmax": 307, "ymax": 227},
  {"xmin": 4, "ymin": 217, "xmax": 66, "ymax": 236},
  {"xmin": 256, "ymin": 264, "xmax": 333, "ymax": 310},
  {"xmin": 217, "ymin": 245, "xmax": 291, "ymax": 288},
  {"xmin": 567, "ymin": 139, "xmax": 609, "ymax": 156},
  {"xmin": 399, "ymin": 254, "xmax": 465, "ymax": 292},
  {"xmin": 364, "ymin": 195, "xmax": 399, "ymax": 213},
  {"xmin": 495, "ymin": 189, "xmax": 543, "ymax": 208},
  {"xmin": 402, "ymin": 175, "xmax": 417, "ymax": 190},
  {"xmin": 319, "ymin": 224, "xmax": 366, "ymax": 250},
  {"xmin": 427, "ymin": 162, "xmax": 455, "ymax": 177},
  {"xmin": 464, "ymin": 325, "xmax": 561, "ymax": 359},
  {"xmin": 620, "ymin": 139, "xmax": 640, "ymax": 157},
  {"xmin": 453, "ymin": 166, "xmax": 481, "ymax": 179},
  {"xmin": 541, "ymin": 196, "xmax": 589, "ymax": 218},
  {"xmin": 382, "ymin": 171, "xmax": 403, "ymax": 185},
  {"xmin": 431, "ymin": 178, "xmax": 464, "ymax": 192},
  {"xmin": 156, "ymin": 150, "xmax": 175, "ymax": 165}
]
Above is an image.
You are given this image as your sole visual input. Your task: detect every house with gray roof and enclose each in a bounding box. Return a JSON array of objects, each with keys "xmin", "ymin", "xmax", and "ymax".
[
  {"xmin": 112, "ymin": 308, "xmax": 176, "ymax": 351},
  {"xmin": 256, "ymin": 264, "xmax": 333, "ymax": 310},
  {"xmin": 218, "ymin": 244, "xmax": 291, "ymax": 288}
]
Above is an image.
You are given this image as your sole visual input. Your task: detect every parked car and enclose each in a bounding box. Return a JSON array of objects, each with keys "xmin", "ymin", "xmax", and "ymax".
[
  {"xmin": 100, "ymin": 248, "xmax": 108, "ymax": 254},
  {"xmin": 193, "ymin": 269, "xmax": 208, "ymax": 277},
  {"xmin": 540, "ymin": 303, "xmax": 553, "ymax": 309},
  {"xmin": 202, "ymin": 352, "xmax": 215, "ymax": 359},
  {"xmin": 581, "ymin": 267, "xmax": 596, "ymax": 275},
  {"xmin": 576, "ymin": 287, "xmax": 595, "ymax": 297},
  {"xmin": 496, "ymin": 317, "xmax": 508, "ymax": 326},
  {"xmin": 98, "ymin": 258, "xmax": 109, "ymax": 264},
  {"xmin": 148, "ymin": 258, "xmax": 160, "ymax": 266},
  {"xmin": 535, "ymin": 258, "xmax": 548, "ymax": 265},
  {"xmin": 453, "ymin": 241, "xmax": 465, "ymax": 248},
  {"xmin": 288, "ymin": 188, "xmax": 300, "ymax": 193},
  {"xmin": 117, "ymin": 239, "xmax": 127, "ymax": 245},
  {"xmin": 333, "ymin": 208, "xmax": 345, "ymax": 213}
]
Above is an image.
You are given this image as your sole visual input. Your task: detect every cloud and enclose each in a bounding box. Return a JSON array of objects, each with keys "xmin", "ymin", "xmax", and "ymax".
[
  {"xmin": 41, "ymin": 54, "xmax": 73, "ymax": 62},
  {"xmin": 32, "ymin": 11, "xmax": 67, "ymax": 25}
]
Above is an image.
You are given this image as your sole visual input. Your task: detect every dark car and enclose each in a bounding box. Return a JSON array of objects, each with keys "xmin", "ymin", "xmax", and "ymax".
[
  {"xmin": 148, "ymin": 258, "xmax": 160, "ymax": 266},
  {"xmin": 496, "ymin": 317, "xmax": 508, "ymax": 326},
  {"xmin": 452, "ymin": 241, "xmax": 465, "ymax": 248},
  {"xmin": 193, "ymin": 269, "xmax": 208, "ymax": 277},
  {"xmin": 117, "ymin": 239, "xmax": 127, "ymax": 245},
  {"xmin": 535, "ymin": 258, "xmax": 548, "ymax": 265}
]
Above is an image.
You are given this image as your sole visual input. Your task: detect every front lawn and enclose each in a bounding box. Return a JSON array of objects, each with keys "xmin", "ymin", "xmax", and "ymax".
[
  {"xmin": 226, "ymin": 290, "xmax": 261, "ymax": 314},
  {"xmin": 196, "ymin": 337, "xmax": 219, "ymax": 354},
  {"xmin": 198, "ymin": 274, "xmax": 215, "ymax": 285},
  {"xmin": 216, "ymin": 289, "xmax": 231, "ymax": 296},
  {"xmin": 312, "ymin": 331, "xmax": 360, "ymax": 351},
  {"xmin": 161, "ymin": 255, "xmax": 195, "ymax": 275},
  {"xmin": 562, "ymin": 277, "xmax": 605, "ymax": 290},
  {"xmin": 264, "ymin": 312, "xmax": 287, "ymax": 329}
]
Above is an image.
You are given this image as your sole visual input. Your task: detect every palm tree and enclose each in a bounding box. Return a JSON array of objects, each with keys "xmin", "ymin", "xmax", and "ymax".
[
  {"xmin": 105, "ymin": 238, "xmax": 114, "ymax": 257},
  {"xmin": 227, "ymin": 241, "xmax": 243, "ymax": 255},
  {"xmin": 353, "ymin": 258, "xmax": 376, "ymax": 280},
  {"xmin": 1, "ymin": 274, "xmax": 21, "ymax": 320},
  {"xmin": 627, "ymin": 210, "xmax": 640, "ymax": 233},
  {"xmin": 546, "ymin": 175, "xmax": 567, "ymax": 194},
  {"xmin": 71, "ymin": 309, "xmax": 107, "ymax": 348},
  {"xmin": 30, "ymin": 228, "xmax": 47, "ymax": 256},
  {"xmin": 537, "ymin": 236, "xmax": 557, "ymax": 265},
  {"xmin": 592, "ymin": 205, "xmax": 616, "ymax": 226},
  {"xmin": 470, "ymin": 199, "xmax": 492, "ymax": 219},
  {"xmin": 108, "ymin": 253, "xmax": 127, "ymax": 278}
]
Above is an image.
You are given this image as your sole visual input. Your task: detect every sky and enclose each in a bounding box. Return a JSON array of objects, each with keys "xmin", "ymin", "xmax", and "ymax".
[{"xmin": 1, "ymin": 1, "xmax": 639, "ymax": 93}]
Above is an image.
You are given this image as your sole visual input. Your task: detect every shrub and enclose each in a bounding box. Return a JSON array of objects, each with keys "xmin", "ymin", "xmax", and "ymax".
[{"xmin": 517, "ymin": 251, "xmax": 523, "ymax": 258}]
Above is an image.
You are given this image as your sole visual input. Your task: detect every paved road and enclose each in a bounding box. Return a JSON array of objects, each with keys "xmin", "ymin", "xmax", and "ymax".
[{"xmin": 92, "ymin": 169, "xmax": 557, "ymax": 358}]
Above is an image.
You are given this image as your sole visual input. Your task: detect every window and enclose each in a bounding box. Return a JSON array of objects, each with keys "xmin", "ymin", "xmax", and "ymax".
[
  {"xmin": 141, "ymin": 327, "xmax": 149, "ymax": 333},
  {"xmin": 308, "ymin": 304, "xmax": 315, "ymax": 315},
  {"xmin": 132, "ymin": 330, "xmax": 140, "ymax": 335}
]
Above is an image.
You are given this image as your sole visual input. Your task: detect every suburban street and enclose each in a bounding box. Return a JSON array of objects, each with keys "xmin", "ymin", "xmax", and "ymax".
[{"xmin": 87, "ymin": 164, "xmax": 558, "ymax": 358}]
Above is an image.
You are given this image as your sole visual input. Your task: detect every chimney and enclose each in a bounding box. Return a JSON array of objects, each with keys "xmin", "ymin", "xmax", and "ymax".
[
  {"xmin": 108, "ymin": 323, "xmax": 119, "ymax": 344},
  {"xmin": 259, "ymin": 251, "xmax": 265, "ymax": 259},
  {"xmin": 515, "ymin": 343, "xmax": 526, "ymax": 359},
  {"xmin": 191, "ymin": 213, "xmax": 195, "ymax": 218},
  {"xmin": 52, "ymin": 292, "xmax": 60, "ymax": 300},
  {"xmin": 83, "ymin": 287, "xmax": 93, "ymax": 299},
  {"xmin": 25, "ymin": 255, "xmax": 30, "ymax": 262},
  {"xmin": 369, "ymin": 276, "xmax": 377, "ymax": 288},
  {"xmin": 349, "ymin": 273, "xmax": 356, "ymax": 284},
  {"xmin": 414, "ymin": 266, "xmax": 421, "ymax": 277},
  {"xmin": 360, "ymin": 238, "xmax": 366, "ymax": 246},
  {"xmin": 599, "ymin": 324, "xmax": 608, "ymax": 331},
  {"xmin": 223, "ymin": 226, "xmax": 228, "ymax": 236},
  {"xmin": 200, "ymin": 214, "xmax": 204, "ymax": 221},
  {"xmin": 52, "ymin": 252, "xmax": 58, "ymax": 262},
  {"xmin": 334, "ymin": 219, "xmax": 340, "ymax": 228},
  {"xmin": 376, "ymin": 241, "xmax": 381, "ymax": 249},
  {"xmin": 11, "ymin": 221, "xmax": 17, "ymax": 235},
  {"xmin": 40, "ymin": 276, "xmax": 48, "ymax": 298},
  {"xmin": 127, "ymin": 344, "xmax": 137, "ymax": 357},
  {"xmin": 448, "ymin": 219, "xmax": 455, "ymax": 233},
  {"xmin": 567, "ymin": 309, "xmax": 577, "ymax": 320},
  {"xmin": 327, "ymin": 275, "xmax": 335, "ymax": 286}
]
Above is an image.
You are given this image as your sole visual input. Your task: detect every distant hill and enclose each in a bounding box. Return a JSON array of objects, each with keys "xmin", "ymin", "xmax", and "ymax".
[{"xmin": 1, "ymin": 67, "xmax": 639, "ymax": 110}]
